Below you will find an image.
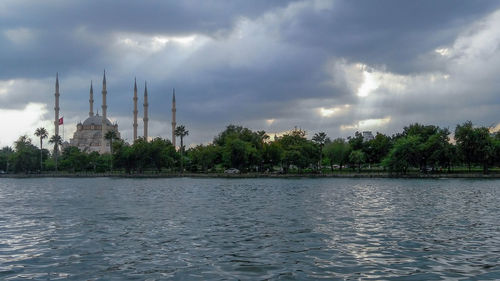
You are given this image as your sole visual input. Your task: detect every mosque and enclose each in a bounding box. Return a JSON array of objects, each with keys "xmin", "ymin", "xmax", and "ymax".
[{"xmin": 53, "ymin": 71, "xmax": 177, "ymax": 154}]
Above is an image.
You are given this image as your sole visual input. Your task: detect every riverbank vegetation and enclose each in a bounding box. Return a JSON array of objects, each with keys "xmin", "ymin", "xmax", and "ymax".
[{"xmin": 1, "ymin": 121, "xmax": 499, "ymax": 176}]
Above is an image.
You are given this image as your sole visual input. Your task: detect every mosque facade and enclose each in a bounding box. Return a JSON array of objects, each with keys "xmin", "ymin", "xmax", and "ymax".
[{"xmin": 70, "ymin": 114, "xmax": 120, "ymax": 153}]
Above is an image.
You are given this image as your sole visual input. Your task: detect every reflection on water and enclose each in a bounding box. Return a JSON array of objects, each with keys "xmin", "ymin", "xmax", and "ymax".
[{"xmin": 0, "ymin": 177, "xmax": 499, "ymax": 280}]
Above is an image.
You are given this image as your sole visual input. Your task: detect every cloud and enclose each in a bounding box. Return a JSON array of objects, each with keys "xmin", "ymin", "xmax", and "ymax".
[
  {"xmin": 0, "ymin": 0, "xmax": 499, "ymax": 147},
  {"xmin": 0, "ymin": 103, "xmax": 50, "ymax": 148}
]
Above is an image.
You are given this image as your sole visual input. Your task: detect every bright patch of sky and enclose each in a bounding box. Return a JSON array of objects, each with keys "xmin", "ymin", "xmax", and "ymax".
[
  {"xmin": 341, "ymin": 117, "xmax": 391, "ymax": 131},
  {"xmin": 0, "ymin": 103, "xmax": 50, "ymax": 148}
]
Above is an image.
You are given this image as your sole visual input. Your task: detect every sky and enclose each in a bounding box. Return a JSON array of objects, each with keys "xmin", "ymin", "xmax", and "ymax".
[{"xmin": 1, "ymin": 0, "xmax": 499, "ymax": 148}]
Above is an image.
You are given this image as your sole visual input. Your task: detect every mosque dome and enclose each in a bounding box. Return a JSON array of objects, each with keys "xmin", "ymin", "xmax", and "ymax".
[{"xmin": 82, "ymin": 114, "xmax": 113, "ymax": 126}]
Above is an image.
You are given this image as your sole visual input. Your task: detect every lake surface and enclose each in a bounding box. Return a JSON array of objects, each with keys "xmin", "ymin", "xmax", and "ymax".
[{"xmin": 0, "ymin": 177, "xmax": 499, "ymax": 280}]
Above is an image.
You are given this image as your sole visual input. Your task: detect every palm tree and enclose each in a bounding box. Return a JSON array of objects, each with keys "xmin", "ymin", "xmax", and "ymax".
[
  {"xmin": 34, "ymin": 127, "xmax": 48, "ymax": 172},
  {"xmin": 312, "ymin": 132, "xmax": 328, "ymax": 172},
  {"xmin": 104, "ymin": 130, "xmax": 118, "ymax": 171},
  {"xmin": 174, "ymin": 125, "xmax": 189, "ymax": 173},
  {"xmin": 49, "ymin": 134, "xmax": 63, "ymax": 171}
]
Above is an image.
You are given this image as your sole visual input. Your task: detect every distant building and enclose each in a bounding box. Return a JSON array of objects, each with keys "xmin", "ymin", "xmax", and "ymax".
[
  {"xmin": 362, "ymin": 131, "xmax": 374, "ymax": 142},
  {"xmin": 55, "ymin": 71, "xmax": 177, "ymax": 153}
]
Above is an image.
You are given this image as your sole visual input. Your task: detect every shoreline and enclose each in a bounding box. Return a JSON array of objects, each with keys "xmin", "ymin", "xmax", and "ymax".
[{"xmin": 1, "ymin": 172, "xmax": 499, "ymax": 179}]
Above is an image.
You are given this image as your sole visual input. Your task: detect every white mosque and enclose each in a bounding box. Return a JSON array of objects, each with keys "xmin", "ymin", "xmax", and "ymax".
[{"xmin": 52, "ymin": 71, "xmax": 177, "ymax": 154}]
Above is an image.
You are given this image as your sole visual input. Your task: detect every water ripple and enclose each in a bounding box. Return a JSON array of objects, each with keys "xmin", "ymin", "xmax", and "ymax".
[{"xmin": 0, "ymin": 177, "xmax": 499, "ymax": 280}]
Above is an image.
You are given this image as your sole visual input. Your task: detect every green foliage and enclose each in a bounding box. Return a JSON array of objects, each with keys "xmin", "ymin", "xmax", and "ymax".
[
  {"xmin": 111, "ymin": 137, "xmax": 178, "ymax": 173},
  {"xmin": 175, "ymin": 125, "xmax": 189, "ymax": 172},
  {"xmin": 363, "ymin": 132, "xmax": 392, "ymax": 165},
  {"xmin": 215, "ymin": 125, "xmax": 266, "ymax": 171},
  {"xmin": 455, "ymin": 121, "xmax": 495, "ymax": 173},
  {"xmin": 278, "ymin": 128, "xmax": 319, "ymax": 173},
  {"xmin": 262, "ymin": 141, "xmax": 283, "ymax": 171},
  {"xmin": 60, "ymin": 146, "xmax": 88, "ymax": 172},
  {"xmin": 493, "ymin": 137, "xmax": 500, "ymax": 167},
  {"xmin": 2, "ymin": 121, "xmax": 499, "ymax": 175},
  {"xmin": 87, "ymin": 151, "xmax": 104, "ymax": 172},
  {"xmin": 189, "ymin": 144, "xmax": 221, "ymax": 172},
  {"xmin": 150, "ymin": 137, "xmax": 177, "ymax": 172},
  {"xmin": 0, "ymin": 146, "xmax": 14, "ymax": 172},
  {"xmin": 348, "ymin": 131, "xmax": 364, "ymax": 151},
  {"xmin": 312, "ymin": 132, "xmax": 328, "ymax": 171},
  {"xmin": 104, "ymin": 130, "xmax": 118, "ymax": 153},
  {"xmin": 400, "ymin": 123, "xmax": 451, "ymax": 170},
  {"xmin": 324, "ymin": 138, "xmax": 350, "ymax": 171},
  {"xmin": 382, "ymin": 135, "xmax": 420, "ymax": 174},
  {"xmin": 49, "ymin": 134, "xmax": 63, "ymax": 171},
  {"xmin": 35, "ymin": 127, "xmax": 48, "ymax": 171},
  {"xmin": 11, "ymin": 135, "xmax": 39, "ymax": 173},
  {"xmin": 222, "ymin": 138, "xmax": 258, "ymax": 170},
  {"xmin": 349, "ymin": 150, "xmax": 365, "ymax": 172}
]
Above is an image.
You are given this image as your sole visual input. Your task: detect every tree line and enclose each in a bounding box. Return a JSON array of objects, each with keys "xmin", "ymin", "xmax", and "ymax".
[{"xmin": 1, "ymin": 121, "xmax": 499, "ymax": 175}]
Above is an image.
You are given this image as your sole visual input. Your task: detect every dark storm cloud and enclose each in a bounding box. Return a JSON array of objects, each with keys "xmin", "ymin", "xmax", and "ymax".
[
  {"xmin": 0, "ymin": 0, "xmax": 292, "ymax": 34},
  {"xmin": 279, "ymin": 0, "xmax": 500, "ymax": 74},
  {"xmin": 0, "ymin": 0, "xmax": 294, "ymax": 78},
  {"xmin": 0, "ymin": 0, "xmax": 499, "ymax": 147}
]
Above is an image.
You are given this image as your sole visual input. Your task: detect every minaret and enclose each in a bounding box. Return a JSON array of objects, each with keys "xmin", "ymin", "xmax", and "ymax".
[
  {"xmin": 133, "ymin": 78, "xmax": 138, "ymax": 141},
  {"xmin": 102, "ymin": 70, "xmax": 107, "ymax": 120},
  {"xmin": 143, "ymin": 81, "xmax": 149, "ymax": 141},
  {"xmin": 101, "ymin": 70, "xmax": 108, "ymax": 153},
  {"xmin": 89, "ymin": 81, "xmax": 94, "ymax": 117},
  {"xmin": 172, "ymin": 88, "xmax": 176, "ymax": 148},
  {"xmin": 54, "ymin": 73, "xmax": 60, "ymax": 136}
]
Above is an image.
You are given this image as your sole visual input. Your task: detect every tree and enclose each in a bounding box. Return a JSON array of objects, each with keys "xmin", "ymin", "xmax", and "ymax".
[
  {"xmin": 12, "ymin": 135, "xmax": 39, "ymax": 173},
  {"xmin": 423, "ymin": 128, "xmax": 452, "ymax": 172},
  {"xmin": 60, "ymin": 146, "xmax": 87, "ymax": 172},
  {"xmin": 278, "ymin": 128, "xmax": 319, "ymax": 173},
  {"xmin": 222, "ymin": 138, "xmax": 256, "ymax": 170},
  {"xmin": 262, "ymin": 141, "xmax": 283, "ymax": 172},
  {"xmin": 189, "ymin": 144, "xmax": 220, "ymax": 172},
  {"xmin": 324, "ymin": 138, "xmax": 350, "ymax": 171},
  {"xmin": 150, "ymin": 138, "xmax": 177, "ymax": 172},
  {"xmin": 473, "ymin": 127, "xmax": 495, "ymax": 174},
  {"xmin": 0, "ymin": 146, "xmax": 14, "ymax": 172},
  {"xmin": 363, "ymin": 132, "xmax": 391, "ymax": 166},
  {"xmin": 455, "ymin": 121, "xmax": 475, "ymax": 171},
  {"xmin": 131, "ymin": 138, "xmax": 150, "ymax": 173},
  {"xmin": 175, "ymin": 125, "xmax": 189, "ymax": 173},
  {"xmin": 104, "ymin": 130, "xmax": 118, "ymax": 171},
  {"xmin": 113, "ymin": 140, "xmax": 133, "ymax": 173},
  {"xmin": 492, "ymin": 135, "xmax": 500, "ymax": 167},
  {"xmin": 49, "ymin": 134, "xmax": 63, "ymax": 171},
  {"xmin": 382, "ymin": 135, "xmax": 420, "ymax": 174},
  {"xmin": 349, "ymin": 150, "xmax": 365, "ymax": 172},
  {"xmin": 454, "ymin": 121, "xmax": 494, "ymax": 173},
  {"xmin": 34, "ymin": 127, "xmax": 48, "ymax": 171},
  {"xmin": 400, "ymin": 123, "xmax": 441, "ymax": 170},
  {"xmin": 348, "ymin": 131, "xmax": 364, "ymax": 151},
  {"xmin": 312, "ymin": 132, "xmax": 328, "ymax": 172}
]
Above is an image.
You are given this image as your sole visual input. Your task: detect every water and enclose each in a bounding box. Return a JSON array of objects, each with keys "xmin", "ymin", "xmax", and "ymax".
[{"xmin": 0, "ymin": 178, "xmax": 499, "ymax": 280}]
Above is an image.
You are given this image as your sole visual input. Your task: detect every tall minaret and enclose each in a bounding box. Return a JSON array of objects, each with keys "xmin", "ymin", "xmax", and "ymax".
[
  {"xmin": 102, "ymin": 70, "xmax": 107, "ymax": 120},
  {"xmin": 133, "ymin": 78, "xmax": 138, "ymax": 141},
  {"xmin": 171, "ymin": 88, "xmax": 176, "ymax": 148},
  {"xmin": 54, "ymin": 73, "xmax": 60, "ymax": 136},
  {"xmin": 89, "ymin": 81, "xmax": 94, "ymax": 117},
  {"xmin": 143, "ymin": 81, "xmax": 149, "ymax": 141},
  {"xmin": 101, "ymin": 70, "xmax": 108, "ymax": 153}
]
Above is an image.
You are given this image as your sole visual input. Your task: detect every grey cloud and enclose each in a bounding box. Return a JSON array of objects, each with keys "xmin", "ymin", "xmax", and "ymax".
[
  {"xmin": 1, "ymin": 0, "xmax": 499, "ymax": 147},
  {"xmin": 279, "ymin": 0, "xmax": 500, "ymax": 74}
]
